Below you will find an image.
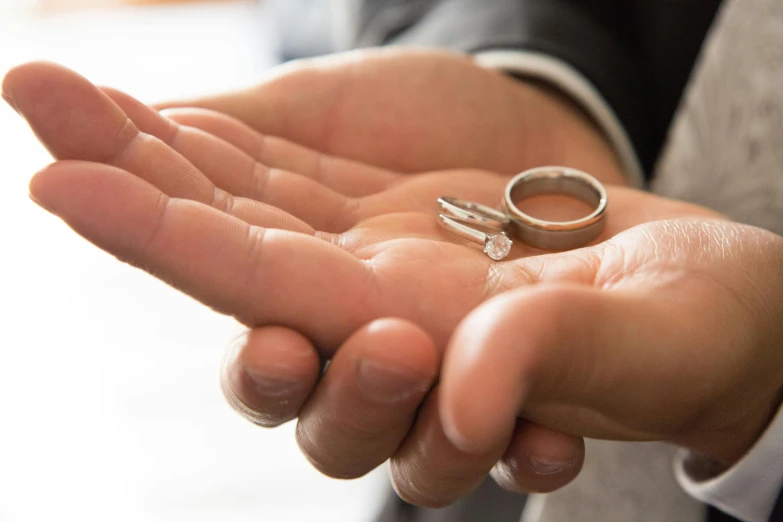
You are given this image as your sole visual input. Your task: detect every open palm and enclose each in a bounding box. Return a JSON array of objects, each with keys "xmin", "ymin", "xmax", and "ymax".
[{"xmin": 7, "ymin": 62, "xmax": 714, "ymax": 353}]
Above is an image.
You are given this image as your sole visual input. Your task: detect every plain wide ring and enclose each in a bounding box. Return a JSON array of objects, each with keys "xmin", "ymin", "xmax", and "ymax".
[{"xmin": 503, "ymin": 166, "xmax": 608, "ymax": 250}]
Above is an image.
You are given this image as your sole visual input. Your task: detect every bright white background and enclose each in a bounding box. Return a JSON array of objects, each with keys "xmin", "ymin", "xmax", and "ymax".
[{"xmin": 0, "ymin": 2, "xmax": 388, "ymax": 520}]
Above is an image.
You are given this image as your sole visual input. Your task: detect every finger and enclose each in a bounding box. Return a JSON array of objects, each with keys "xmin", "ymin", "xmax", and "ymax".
[
  {"xmin": 296, "ymin": 318, "xmax": 439, "ymax": 479},
  {"xmin": 101, "ymin": 88, "xmax": 362, "ymax": 231},
  {"xmin": 157, "ymin": 107, "xmax": 398, "ymax": 197},
  {"xmin": 151, "ymin": 49, "xmax": 508, "ymax": 175},
  {"xmin": 29, "ymin": 161, "xmax": 376, "ymax": 352},
  {"xmin": 222, "ymin": 327, "xmax": 321, "ymax": 428},
  {"xmin": 473, "ymin": 222, "xmax": 783, "ymax": 464},
  {"xmin": 389, "ymin": 387, "xmax": 510, "ymax": 508},
  {"xmin": 439, "ymin": 284, "xmax": 621, "ymax": 455},
  {"xmin": 3, "ymin": 62, "xmax": 312, "ymax": 232},
  {"xmin": 491, "ymin": 420, "xmax": 584, "ymax": 494},
  {"xmin": 154, "ymin": 57, "xmax": 339, "ymax": 155},
  {"xmin": 3, "ymin": 62, "xmax": 210, "ymax": 199}
]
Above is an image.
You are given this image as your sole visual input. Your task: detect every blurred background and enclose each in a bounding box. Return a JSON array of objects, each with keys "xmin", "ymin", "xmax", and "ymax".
[{"xmin": 0, "ymin": 1, "xmax": 388, "ymax": 521}]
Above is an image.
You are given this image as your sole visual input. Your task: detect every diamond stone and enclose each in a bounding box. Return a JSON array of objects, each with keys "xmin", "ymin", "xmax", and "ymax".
[{"xmin": 484, "ymin": 233, "xmax": 512, "ymax": 261}]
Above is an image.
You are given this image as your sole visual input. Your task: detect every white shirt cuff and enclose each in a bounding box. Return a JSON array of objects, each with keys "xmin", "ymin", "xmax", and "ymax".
[
  {"xmin": 675, "ymin": 401, "xmax": 783, "ymax": 522},
  {"xmin": 473, "ymin": 49, "xmax": 645, "ymax": 189}
]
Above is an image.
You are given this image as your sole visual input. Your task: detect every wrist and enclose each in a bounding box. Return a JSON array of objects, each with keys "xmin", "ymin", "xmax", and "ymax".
[
  {"xmin": 474, "ymin": 51, "xmax": 641, "ymax": 187},
  {"xmin": 665, "ymin": 226, "xmax": 783, "ymax": 468},
  {"xmin": 679, "ymin": 381, "xmax": 783, "ymax": 469},
  {"xmin": 508, "ymin": 77, "xmax": 630, "ymax": 187}
]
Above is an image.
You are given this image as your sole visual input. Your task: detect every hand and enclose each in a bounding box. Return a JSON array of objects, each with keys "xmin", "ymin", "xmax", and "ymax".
[
  {"xmin": 157, "ymin": 47, "xmax": 629, "ymax": 184},
  {"xmin": 438, "ymin": 218, "xmax": 783, "ymax": 492},
  {"xmin": 225, "ymin": 219, "xmax": 783, "ymax": 507},
  {"xmin": 224, "ymin": 221, "xmax": 783, "ymax": 507},
  {"xmin": 4, "ymin": 61, "xmax": 695, "ymax": 349},
  {"xmin": 5, "ymin": 61, "xmax": 734, "ymax": 506}
]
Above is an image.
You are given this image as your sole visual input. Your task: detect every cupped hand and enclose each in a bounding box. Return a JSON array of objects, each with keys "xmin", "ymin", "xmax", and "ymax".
[
  {"xmin": 439, "ymin": 217, "xmax": 783, "ymax": 492},
  {"xmin": 224, "ymin": 220, "xmax": 783, "ymax": 508},
  {"xmin": 4, "ymin": 61, "xmax": 729, "ymax": 507},
  {"xmin": 156, "ymin": 47, "xmax": 629, "ymax": 184},
  {"xmin": 4, "ymin": 61, "xmax": 698, "ymax": 349}
]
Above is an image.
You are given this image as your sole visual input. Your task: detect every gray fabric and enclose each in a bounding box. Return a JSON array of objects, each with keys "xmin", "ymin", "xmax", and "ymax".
[
  {"xmin": 533, "ymin": 441, "xmax": 704, "ymax": 522},
  {"xmin": 652, "ymin": 0, "xmax": 783, "ymax": 237}
]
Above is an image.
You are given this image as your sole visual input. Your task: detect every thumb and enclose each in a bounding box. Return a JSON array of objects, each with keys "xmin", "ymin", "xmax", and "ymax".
[{"xmin": 438, "ymin": 283, "xmax": 721, "ymax": 456}]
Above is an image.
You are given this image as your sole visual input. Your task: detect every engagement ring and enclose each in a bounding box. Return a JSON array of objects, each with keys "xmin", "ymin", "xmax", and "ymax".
[{"xmin": 437, "ymin": 198, "xmax": 513, "ymax": 261}]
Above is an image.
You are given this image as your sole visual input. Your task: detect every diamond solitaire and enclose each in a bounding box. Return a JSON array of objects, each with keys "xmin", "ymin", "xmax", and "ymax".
[{"xmin": 484, "ymin": 233, "xmax": 512, "ymax": 261}]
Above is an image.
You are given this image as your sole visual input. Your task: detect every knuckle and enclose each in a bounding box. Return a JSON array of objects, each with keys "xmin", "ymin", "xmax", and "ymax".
[
  {"xmin": 295, "ymin": 421, "xmax": 371, "ymax": 479},
  {"xmin": 389, "ymin": 460, "xmax": 476, "ymax": 509},
  {"xmin": 220, "ymin": 377, "xmax": 292, "ymax": 428},
  {"xmin": 296, "ymin": 415, "xmax": 397, "ymax": 479}
]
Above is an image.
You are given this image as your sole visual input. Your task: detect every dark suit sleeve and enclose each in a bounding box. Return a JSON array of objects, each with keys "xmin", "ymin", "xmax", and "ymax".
[
  {"xmin": 355, "ymin": 0, "xmax": 721, "ymax": 178},
  {"xmin": 770, "ymin": 488, "xmax": 783, "ymax": 522}
]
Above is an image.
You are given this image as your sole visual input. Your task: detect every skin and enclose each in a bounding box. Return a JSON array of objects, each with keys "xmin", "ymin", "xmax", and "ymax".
[
  {"xmin": 4, "ymin": 50, "xmax": 783, "ymax": 508},
  {"xmin": 156, "ymin": 48, "xmax": 629, "ymax": 184}
]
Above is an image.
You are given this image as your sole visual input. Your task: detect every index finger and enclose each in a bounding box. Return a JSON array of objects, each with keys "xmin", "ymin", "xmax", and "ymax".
[{"xmin": 30, "ymin": 161, "xmax": 377, "ymax": 352}]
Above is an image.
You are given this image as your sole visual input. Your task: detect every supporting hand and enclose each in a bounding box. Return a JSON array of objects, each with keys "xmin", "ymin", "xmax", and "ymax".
[{"xmin": 156, "ymin": 47, "xmax": 629, "ymax": 184}]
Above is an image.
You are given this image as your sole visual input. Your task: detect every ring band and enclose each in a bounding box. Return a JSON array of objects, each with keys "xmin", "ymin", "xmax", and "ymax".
[
  {"xmin": 437, "ymin": 197, "xmax": 510, "ymax": 232},
  {"xmin": 438, "ymin": 214, "xmax": 513, "ymax": 261},
  {"xmin": 503, "ymin": 167, "xmax": 608, "ymax": 250}
]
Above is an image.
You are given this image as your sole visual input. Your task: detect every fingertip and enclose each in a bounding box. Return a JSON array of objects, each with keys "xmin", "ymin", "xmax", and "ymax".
[
  {"xmin": 440, "ymin": 285, "xmax": 593, "ymax": 457},
  {"xmin": 293, "ymin": 318, "xmax": 437, "ymax": 479},
  {"xmin": 2, "ymin": 61, "xmax": 71, "ymax": 108},
  {"xmin": 4, "ymin": 61, "xmax": 135, "ymax": 161},
  {"xmin": 362, "ymin": 318, "xmax": 440, "ymax": 372},
  {"xmin": 439, "ymin": 394, "xmax": 519, "ymax": 456},
  {"xmin": 28, "ymin": 165, "xmax": 51, "ymax": 208},
  {"xmin": 3, "ymin": 62, "xmax": 65, "ymax": 116},
  {"xmin": 222, "ymin": 327, "xmax": 321, "ymax": 427},
  {"xmin": 440, "ymin": 295, "xmax": 533, "ymax": 455},
  {"xmin": 27, "ymin": 161, "xmax": 166, "ymax": 233},
  {"xmin": 348, "ymin": 318, "xmax": 438, "ymax": 406},
  {"xmin": 28, "ymin": 161, "xmax": 88, "ymax": 216},
  {"xmin": 236, "ymin": 327, "xmax": 319, "ymax": 374},
  {"xmin": 2, "ymin": 61, "xmax": 51, "ymax": 94},
  {"xmin": 2, "ymin": 91, "xmax": 18, "ymax": 113},
  {"xmin": 492, "ymin": 421, "xmax": 584, "ymax": 494}
]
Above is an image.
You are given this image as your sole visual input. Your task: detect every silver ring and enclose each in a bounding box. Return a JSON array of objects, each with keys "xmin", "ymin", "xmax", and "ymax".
[
  {"xmin": 438, "ymin": 214, "xmax": 513, "ymax": 261},
  {"xmin": 437, "ymin": 197, "xmax": 510, "ymax": 232},
  {"xmin": 503, "ymin": 166, "xmax": 608, "ymax": 250}
]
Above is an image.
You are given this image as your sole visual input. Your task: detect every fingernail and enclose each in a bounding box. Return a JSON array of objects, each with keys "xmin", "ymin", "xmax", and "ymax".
[
  {"xmin": 2, "ymin": 92, "xmax": 19, "ymax": 114},
  {"xmin": 243, "ymin": 366, "xmax": 304, "ymax": 398},
  {"xmin": 527, "ymin": 454, "xmax": 575, "ymax": 475},
  {"xmin": 357, "ymin": 359, "xmax": 431, "ymax": 403}
]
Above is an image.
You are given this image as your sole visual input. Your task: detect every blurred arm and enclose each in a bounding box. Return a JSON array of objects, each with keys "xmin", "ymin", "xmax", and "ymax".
[{"xmin": 354, "ymin": 0, "xmax": 720, "ymax": 181}]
